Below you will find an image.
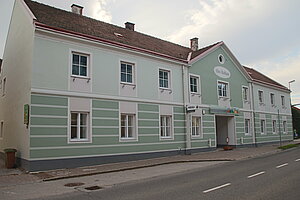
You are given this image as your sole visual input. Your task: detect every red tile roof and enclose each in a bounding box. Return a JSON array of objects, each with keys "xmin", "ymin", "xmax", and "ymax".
[{"xmin": 243, "ymin": 66, "xmax": 289, "ymax": 91}]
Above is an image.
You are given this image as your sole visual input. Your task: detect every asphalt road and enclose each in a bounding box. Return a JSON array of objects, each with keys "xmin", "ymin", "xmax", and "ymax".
[{"xmin": 36, "ymin": 147, "xmax": 300, "ymax": 200}]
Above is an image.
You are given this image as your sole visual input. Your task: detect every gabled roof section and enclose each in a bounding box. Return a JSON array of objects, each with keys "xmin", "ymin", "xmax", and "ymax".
[
  {"xmin": 24, "ymin": 0, "xmax": 192, "ymax": 62},
  {"xmin": 243, "ymin": 66, "xmax": 289, "ymax": 91},
  {"xmin": 190, "ymin": 41, "xmax": 223, "ymax": 60}
]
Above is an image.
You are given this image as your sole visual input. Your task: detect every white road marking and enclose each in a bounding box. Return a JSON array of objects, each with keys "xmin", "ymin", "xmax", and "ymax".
[
  {"xmin": 276, "ymin": 163, "xmax": 288, "ymax": 168},
  {"xmin": 295, "ymin": 159, "xmax": 300, "ymax": 162},
  {"xmin": 203, "ymin": 183, "xmax": 231, "ymax": 193},
  {"xmin": 247, "ymin": 171, "xmax": 265, "ymax": 178}
]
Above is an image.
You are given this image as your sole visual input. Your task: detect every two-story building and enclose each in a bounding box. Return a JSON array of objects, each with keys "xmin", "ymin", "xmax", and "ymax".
[{"xmin": 0, "ymin": 0, "xmax": 293, "ymax": 171}]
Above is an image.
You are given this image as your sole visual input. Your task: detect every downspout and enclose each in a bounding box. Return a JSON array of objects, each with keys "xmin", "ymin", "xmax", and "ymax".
[
  {"xmin": 182, "ymin": 64, "xmax": 191, "ymax": 154},
  {"xmin": 250, "ymin": 82, "xmax": 257, "ymax": 147}
]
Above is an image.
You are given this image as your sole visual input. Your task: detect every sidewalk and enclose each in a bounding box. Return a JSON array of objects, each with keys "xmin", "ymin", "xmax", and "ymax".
[{"xmin": 1, "ymin": 140, "xmax": 299, "ymax": 186}]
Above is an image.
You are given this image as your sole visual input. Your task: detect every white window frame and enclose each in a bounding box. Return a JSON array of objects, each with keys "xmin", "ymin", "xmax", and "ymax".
[
  {"xmin": 159, "ymin": 69, "xmax": 171, "ymax": 89},
  {"xmin": 217, "ymin": 81, "xmax": 229, "ymax": 98},
  {"xmin": 281, "ymin": 95, "xmax": 285, "ymax": 107},
  {"xmin": 260, "ymin": 119, "xmax": 266, "ymax": 135},
  {"xmin": 120, "ymin": 114, "xmax": 136, "ymax": 140},
  {"xmin": 191, "ymin": 116, "xmax": 202, "ymax": 138},
  {"xmin": 120, "ymin": 61, "xmax": 135, "ymax": 84},
  {"xmin": 160, "ymin": 115, "xmax": 173, "ymax": 139},
  {"xmin": 270, "ymin": 93, "xmax": 275, "ymax": 106},
  {"xmin": 272, "ymin": 120, "xmax": 277, "ymax": 134},
  {"xmin": 218, "ymin": 54, "xmax": 225, "ymax": 64},
  {"xmin": 69, "ymin": 112, "xmax": 90, "ymax": 142},
  {"xmin": 0, "ymin": 121, "xmax": 3, "ymax": 139},
  {"xmin": 283, "ymin": 121, "xmax": 287, "ymax": 134},
  {"xmin": 245, "ymin": 119, "xmax": 251, "ymax": 136},
  {"xmin": 242, "ymin": 86, "xmax": 249, "ymax": 101},
  {"xmin": 71, "ymin": 52, "xmax": 89, "ymax": 78},
  {"xmin": 258, "ymin": 90, "xmax": 264, "ymax": 104},
  {"xmin": 189, "ymin": 74, "xmax": 200, "ymax": 94}
]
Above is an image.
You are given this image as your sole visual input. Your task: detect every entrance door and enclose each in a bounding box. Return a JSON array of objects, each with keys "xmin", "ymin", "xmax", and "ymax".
[{"xmin": 215, "ymin": 116, "xmax": 236, "ymax": 146}]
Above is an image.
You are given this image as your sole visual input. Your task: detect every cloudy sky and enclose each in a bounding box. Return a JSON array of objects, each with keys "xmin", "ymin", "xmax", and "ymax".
[{"xmin": 0, "ymin": 0, "xmax": 300, "ymax": 104}]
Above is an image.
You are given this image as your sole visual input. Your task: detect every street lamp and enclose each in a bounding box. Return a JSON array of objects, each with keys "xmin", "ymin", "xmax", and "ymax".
[{"xmin": 288, "ymin": 80, "xmax": 295, "ymax": 90}]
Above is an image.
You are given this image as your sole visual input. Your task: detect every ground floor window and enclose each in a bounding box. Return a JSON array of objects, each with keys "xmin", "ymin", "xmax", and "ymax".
[
  {"xmin": 70, "ymin": 112, "xmax": 89, "ymax": 141},
  {"xmin": 245, "ymin": 119, "xmax": 251, "ymax": 136},
  {"xmin": 272, "ymin": 120, "xmax": 277, "ymax": 134},
  {"xmin": 121, "ymin": 114, "xmax": 136, "ymax": 139},
  {"xmin": 191, "ymin": 116, "xmax": 201, "ymax": 137},
  {"xmin": 283, "ymin": 121, "xmax": 287, "ymax": 134},
  {"xmin": 0, "ymin": 121, "xmax": 3, "ymax": 139},
  {"xmin": 160, "ymin": 115, "xmax": 172, "ymax": 138},
  {"xmin": 260, "ymin": 119, "xmax": 266, "ymax": 134}
]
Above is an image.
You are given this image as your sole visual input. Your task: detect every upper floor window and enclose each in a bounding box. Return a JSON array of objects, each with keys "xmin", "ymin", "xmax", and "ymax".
[
  {"xmin": 159, "ymin": 69, "xmax": 170, "ymax": 88},
  {"xmin": 2, "ymin": 77, "xmax": 6, "ymax": 96},
  {"xmin": 242, "ymin": 86, "xmax": 249, "ymax": 101},
  {"xmin": 190, "ymin": 76, "xmax": 199, "ymax": 93},
  {"xmin": 160, "ymin": 115, "xmax": 172, "ymax": 138},
  {"xmin": 0, "ymin": 121, "xmax": 3, "ymax": 139},
  {"xmin": 218, "ymin": 81, "xmax": 228, "ymax": 97},
  {"xmin": 270, "ymin": 93, "xmax": 275, "ymax": 105},
  {"xmin": 72, "ymin": 53, "xmax": 88, "ymax": 77},
  {"xmin": 258, "ymin": 90, "xmax": 264, "ymax": 103},
  {"xmin": 281, "ymin": 95, "xmax": 285, "ymax": 107},
  {"xmin": 70, "ymin": 112, "xmax": 89, "ymax": 141},
  {"xmin": 121, "ymin": 114, "xmax": 136, "ymax": 139},
  {"xmin": 121, "ymin": 62, "xmax": 134, "ymax": 84},
  {"xmin": 191, "ymin": 116, "xmax": 202, "ymax": 137},
  {"xmin": 245, "ymin": 119, "xmax": 250, "ymax": 136}
]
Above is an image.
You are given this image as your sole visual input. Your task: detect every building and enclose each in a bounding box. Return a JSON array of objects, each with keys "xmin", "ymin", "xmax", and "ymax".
[{"xmin": 0, "ymin": 0, "xmax": 293, "ymax": 171}]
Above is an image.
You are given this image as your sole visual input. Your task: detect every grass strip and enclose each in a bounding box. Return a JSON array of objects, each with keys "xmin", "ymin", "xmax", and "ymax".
[{"xmin": 278, "ymin": 143, "xmax": 300, "ymax": 150}]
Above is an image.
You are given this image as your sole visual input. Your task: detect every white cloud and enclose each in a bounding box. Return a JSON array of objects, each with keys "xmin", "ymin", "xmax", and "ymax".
[{"xmin": 93, "ymin": 0, "xmax": 112, "ymax": 23}]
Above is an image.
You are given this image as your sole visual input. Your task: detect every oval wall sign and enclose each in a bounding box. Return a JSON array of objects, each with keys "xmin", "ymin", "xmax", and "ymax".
[{"xmin": 214, "ymin": 66, "xmax": 231, "ymax": 78}]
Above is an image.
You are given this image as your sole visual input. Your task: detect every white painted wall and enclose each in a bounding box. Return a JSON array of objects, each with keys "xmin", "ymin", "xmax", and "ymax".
[{"xmin": 0, "ymin": 0, "xmax": 34, "ymax": 160}]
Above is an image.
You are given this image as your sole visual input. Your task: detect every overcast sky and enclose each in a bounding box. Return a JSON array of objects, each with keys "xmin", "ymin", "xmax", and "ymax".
[{"xmin": 0, "ymin": 0, "xmax": 300, "ymax": 104}]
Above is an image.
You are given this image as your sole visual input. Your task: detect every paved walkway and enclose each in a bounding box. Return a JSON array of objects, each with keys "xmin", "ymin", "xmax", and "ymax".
[{"xmin": 0, "ymin": 140, "xmax": 299, "ymax": 187}]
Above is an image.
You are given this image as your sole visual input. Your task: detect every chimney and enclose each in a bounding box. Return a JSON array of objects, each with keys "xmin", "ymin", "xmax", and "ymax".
[
  {"xmin": 125, "ymin": 22, "xmax": 135, "ymax": 31},
  {"xmin": 190, "ymin": 37, "xmax": 199, "ymax": 51},
  {"xmin": 71, "ymin": 4, "xmax": 83, "ymax": 15}
]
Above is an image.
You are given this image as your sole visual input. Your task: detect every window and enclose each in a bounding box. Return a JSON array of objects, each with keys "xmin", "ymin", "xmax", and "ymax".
[
  {"xmin": 272, "ymin": 120, "xmax": 277, "ymax": 134},
  {"xmin": 190, "ymin": 76, "xmax": 199, "ymax": 93},
  {"xmin": 191, "ymin": 117, "xmax": 201, "ymax": 137},
  {"xmin": 160, "ymin": 115, "xmax": 172, "ymax": 138},
  {"xmin": 281, "ymin": 96, "xmax": 285, "ymax": 107},
  {"xmin": 218, "ymin": 82, "xmax": 228, "ymax": 97},
  {"xmin": 121, "ymin": 114, "xmax": 135, "ymax": 139},
  {"xmin": 0, "ymin": 121, "xmax": 3, "ymax": 139},
  {"xmin": 70, "ymin": 112, "xmax": 89, "ymax": 141},
  {"xmin": 2, "ymin": 77, "xmax": 6, "ymax": 96},
  {"xmin": 218, "ymin": 54, "xmax": 225, "ymax": 64},
  {"xmin": 283, "ymin": 121, "xmax": 287, "ymax": 134},
  {"xmin": 121, "ymin": 62, "xmax": 134, "ymax": 84},
  {"xmin": 258, "ymin": 90, "xmax": 264, "ymax": 103},
  {"xmin": 260, "ymin": 120, "xmax": 266, "ymax": 134},
  {"xmin": 242, "ymin": 87, "xmax": 249, "ymax": 101},
  {"xmin": 72, "ymin": 53, "xmax": 88, "ymax": 77},
  {"xmin": 270, "ymin": 93, "xmax": 275, "ymax": 105},
  {"xmin": 245, "ymin": 119, "xmax": 250, "ymax": 136},
  {"xmin": 159, "ymin": 69, "xmax": 170, "ymax": 88}
]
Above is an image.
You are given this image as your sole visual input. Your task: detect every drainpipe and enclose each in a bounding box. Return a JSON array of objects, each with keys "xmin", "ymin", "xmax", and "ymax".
[
  {"xmin": 182, "ymin": 65, "xmax": 191, "ymax": 154},
  {"xmin": 250, "ymin": 82, "xmax": 257, "ymax": 147}
]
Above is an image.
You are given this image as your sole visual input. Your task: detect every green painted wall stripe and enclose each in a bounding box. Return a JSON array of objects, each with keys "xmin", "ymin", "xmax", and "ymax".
[
  {"xmin": 138, "ymin": 112, "xmax": 159, "ymax": 120},
  {"xmin": 93, "ymin": 119, "xmax": 119, "ymax": 126},
  {"xmin": 138, "ymin": 120, "xmax": 159, "ymax": 127},
  {"xmin": 174, "ymin": 114, "xmax": 185, "ymax": 120},
  {"xmin": 173, "ymin": 107, "xmax": 185, "ymax": 114},
  {"xmin": 30, "ymin": 127, "xmax": 67, "ymax": 136},
  {"xmin": 92, "ymin": 100, "xmax": 119, "ymax": 109},
  {"xmin": 174, "ymin": 127, "xmax": 185, "ymax": 133},
  {"xmin": 92, "ymin": 128, "xmax": 119, "ymax": 135},
  {"xmin": 138, "ymin": 104, "xmax": 159, "ymax": 112},
  {"xmin": 31, "ymin": 117, "xmax": 68, "ymax": 126},
  {"xmin": 174, "ymin": 121, "xmax": 185, "ymax": 127},
  {"xmin": 31, "ymin": 95, "xmax": 68, "ymax": 106},
  {"xmin": 138, "ymin": 128, "xmax": 159, "ymax": 134},
  {"xmin": 203, "ymin": 122, "xmax": 214, "ymax": 127},
  {"xmin": 31, "ymin": 106, "xmax": 67, "ymax": 116},
  {"xmin": 92, "ymin": 110, "xmax": 119, "ymax": 118},
  {"xmin": 203, "ymin": 127, "xmax": 215, "ymax": 133},
  {"xmin": 203, "ymin": 116, "xmax": 214, "ymax": 121}
]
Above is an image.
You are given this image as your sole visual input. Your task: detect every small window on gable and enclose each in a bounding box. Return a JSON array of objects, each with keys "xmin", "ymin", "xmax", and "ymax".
[
  {"xmin": 72, "ymin": 53, "xmax": 88, "ymax": 77},
  {"xmin": 258, "ymin": 90, "xmax": 264, "ymax": 103},
  {"xmin": 190, "ymin": 76, "xmax": 199, "ymax": 93},
  {"xmin": 217, "ymin": 81, "xmax": 228, "ymax": 97},
  {"xmin": 270, "ymin": 93, "xmax": 275, "ymax": 105},
  {"xmin": 242, "ymin": 86, "xmax": 249, "ymax": 101},
  {"xmin": 218, "ymin": 54, "xmax": 225, "ymax": 64},
  {"xmin": 281, "ymin": 95, "xmax": 285, "ymax": 107},
  {"xmin": 120, "ymin": 62, "xmax": 134, "ymax": 84}
]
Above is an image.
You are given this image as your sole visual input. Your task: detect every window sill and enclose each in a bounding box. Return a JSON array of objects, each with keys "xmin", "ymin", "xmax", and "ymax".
[
  {"xmin": 191, "ymin": 93, "xmax": 201, "ymax": 97},
  {"xmin": 191, "ymin": 135, "xmax": 202, "ymax": 139},
  {"xmin": 160, "ymin": 136, "xmax": 173, "ymax": 140},
  {"xmin": 218, "ymin": 96, "xmax": 229, "ymax": 100},
  {"xmin": 120, "ymin": 82, "xmax": 136, "ymax": 88},
  {"xmin": 69, "ymin": 139, "xmax": 91, "ymax": 144},
  {"xmin": 71, "ymin": 75, "xmax": 91, "ymax": 82},
  {"xmin": 159, "ymin": 88, "xmax": 172, "ymax": 93},
  {"xmin": 259, "ymin": 103, "xmax": 265, "ymax": 106},
  {"xmin": 120, "ymin": 138, "xmax": 137, "ymax": 142}
]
